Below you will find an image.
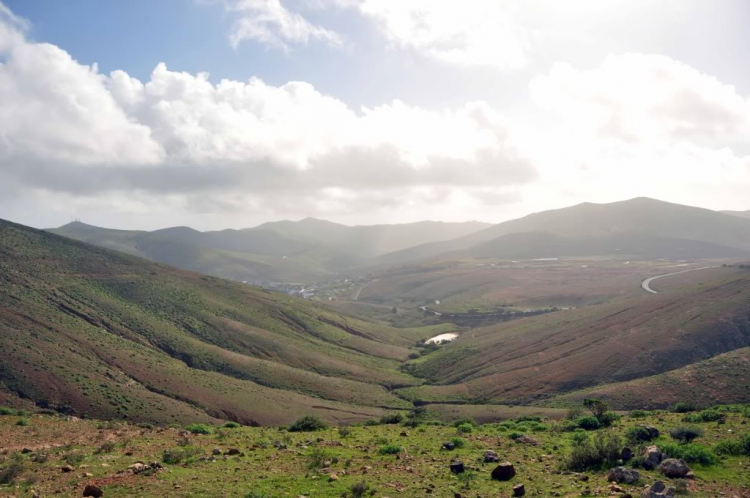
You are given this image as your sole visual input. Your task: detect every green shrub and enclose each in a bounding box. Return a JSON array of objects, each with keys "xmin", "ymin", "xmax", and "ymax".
[
  {"xmin": 15, "ymin": 418, "xmax": 29, "ymax": 427},
  {"xmin": 289, "ymin": 416, "xmax": 328, "ymax": 432},
  {"xmin": 629, "ymin": 410, "xmax": 649, "ymax": 418},
  {"xmin": 185, "ymin": 423, "xmax": 212, "ymax": 435},
  {"xmin": 571, "ymin": 431, "xmax": 589, "ymax": 446},
  {"xmin": 683, "ymin": 410, "xmax": 724, "ymax": 423},
  {"xmin": 508, "ymin": 431, "xmax": 523, "ymax": 440},
  {"xmin": 348, "ymin": 482, "xmax": 370, "ymax": 498},
  {"xmin": 558, "ymin": 420, "xmax": 579, "ymax": 432},
  {"xmin": 223, "ymin": 421, "xmax": 241, "ymax": 429},
  {"xmin": 598, "ymin": 412, "xmax": 620, "ymax": 427},
  {"xmin": 449, "ymin": 437, "xmax": 466, "ymax": 448},
  {"xmin": 576, "ymin": 416, "xmax": 600, "ymax": 430},
  {"xmin": 456, "ymin": 423, "xmax": 473, "ymax": 434},
  {"xmin": 0, "ymin": 454, "xmax": 24, "ymax": 484},
  {"xmin": 453, "ymin": 418, "xmax": 476, "ymax": 427},
  {"xmin": 63, "ymin": 453, "xmax": 85, "ymax": 466},
  {"xmin": 363, "ymin": 419, "xmax": 380, "ymax": 427},
  {"xmin": 659, "ymin": 443, "xmax": 718, "ymax": 465},
  {"xmin": 714, "ymin": 434, "xmax": 750, "ymax": 456},
  {"xmin": 671, "ymin": 402, "xmax": 697, "ymax": 413},
  {"xmin": 627, "ymin": 426, "xmax": 658, "ymax": 444},
  {"xmin": 669, "ymin": 426, "xmax": 703, "ymax": 444},
  {"xmin": 306, "ymin": 446, "xmax": 334, "ymax": 470},
  {"xmin": 338, "ymin": 426, "xmax": 352, "ymax": 438},
  {"xmin": 379, "ymin": 413, "xmax": 404, "ymax": 425},
  {"xmin": 564, "ymin": 431, "xmax": 622, "ymax": 471},
  {"xmin": 0, "ymin": 406, "xmax": 16, "ymax": 416},
  {"xmin": 162, "ymin": 446, "xmax": 202, "ymax": 465},
  {"xmin": 137, "ymin": 423, "xmax": 154, "ymax": 430},
  {"xmin": 516, "ymin": 415, "xmax": 543, "ymax": 423},
  {"xmin": 378, "ymin": 444, "xmax": 402, "ymax": 455}
]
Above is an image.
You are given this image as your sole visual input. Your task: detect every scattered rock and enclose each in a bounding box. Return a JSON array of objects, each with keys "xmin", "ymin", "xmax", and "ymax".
[
  {"xmin": 82, "ymin": 484, "xmax": 104, "ymax": 497},
  {"xmin": 608, "ymin": 466, "xmax": 640, "ymax": 484},
  {"xmin": 658, "ymin": 458, "xmax": 691, "ymax": 478},
  {"xmin": 441, "ymin": 442, "xmax": 456, "ymax": 451},
  {"xmin": 328, "ymin": 473, "xmax": 338, "ymax": 482},
  {"xmin": 21, "ymin": 448, "xmax": 33, "ymax": 454},
  {"xmin": 640, "ymin": 481, "xmax": 676, "ymax": 498},
  {"xmin": 639, "ymin": 426, "xmax": 660, "ymax": 439},
  {"xmin": 449, "ymin": 460, "xmax": 465, "ymax": 474},
  {"xmin": 512, "ymin": 483, "xmax": 525, "ymax": 496},
  {"xmin": 491, "ymin": 462, "xmax": 516, "ymax": 481},
  {"xmin": 484, "ymin": 450, "xmax": 499, "ymax": 463},
  {"xmin": 61, "ymin": 465, "xmax": 74, "ymax": 473},
  {"xmin": 643, "ymin": 445, "xmax": 664, "ymax": 470},
  {"xmin": 212, "ymin": 448, "xmax": 222, "ymax": 456},
  {"xmin": 225, "ymin": 448, "xmax": 241, "ymax": 456},
  {"xmin": 515, "ymin": 435, "xmax": 539, "ymax": 446},
  {"xmin": 621, "ymin": 447, "xmax": 634, "ymax": 462}
]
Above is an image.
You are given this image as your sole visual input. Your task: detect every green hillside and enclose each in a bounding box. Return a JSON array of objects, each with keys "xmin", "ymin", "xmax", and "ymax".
[{"xmin": 0, "ymin": 219, "xmax": 444, "ymax": 426}]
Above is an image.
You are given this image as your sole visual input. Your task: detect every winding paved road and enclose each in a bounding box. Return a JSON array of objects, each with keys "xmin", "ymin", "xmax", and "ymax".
[{"xmin": 641, "ymin": 266, "xmax": 720, "ymax": 294}]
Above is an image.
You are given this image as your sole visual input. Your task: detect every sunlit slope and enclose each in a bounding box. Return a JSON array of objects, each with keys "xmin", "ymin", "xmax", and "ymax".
[
  {"xmin": 542, "ymin": 347, "xmax": 750, "ymax": 410},
  {"xmin": 0, "ymin": 219, "xmax": 438, "ymax": 425},
  {"xmin": 397, "ymin": 270, "xmax": 750, "ymax": 404}
]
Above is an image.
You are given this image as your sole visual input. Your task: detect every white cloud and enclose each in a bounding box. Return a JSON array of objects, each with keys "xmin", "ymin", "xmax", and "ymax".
[
  {"xmin": 224, "ymin": 0, "xmax": 342, "ymax": 50},
  {"xmin": 0, "ymin": 5, "xmax": 533, "ymax": 226},
  {"xmin": 343, "ymin": 0, "xmax": 530, "ymax": 69}
]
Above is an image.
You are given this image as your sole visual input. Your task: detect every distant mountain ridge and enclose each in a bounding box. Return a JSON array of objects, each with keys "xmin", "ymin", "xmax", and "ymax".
[
  {"xmin": 722, "ymin": 209, "xmax": 750, "ymax": 220},
  {"xmin": 50, "ymin": 218, "xmax": 491, "ymax": 282},
  {"xmin": 373, "ymin": 198, "xmax": 750, "ymax": 264}
]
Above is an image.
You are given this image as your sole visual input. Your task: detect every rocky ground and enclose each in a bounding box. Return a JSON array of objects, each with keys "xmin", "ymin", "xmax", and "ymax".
[{"xmin": 0, "ymin": 406, "xmax": 749, "ymax": 497}]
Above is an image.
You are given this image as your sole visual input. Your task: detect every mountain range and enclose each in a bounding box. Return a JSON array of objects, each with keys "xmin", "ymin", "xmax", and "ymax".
[{"xmin": 48, "ymin": 199, "xmax": 750, "ymax": 285}]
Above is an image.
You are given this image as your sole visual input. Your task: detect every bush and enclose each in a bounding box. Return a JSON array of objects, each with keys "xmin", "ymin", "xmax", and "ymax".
[
  {"xmin": 224, "ymin": 421, "xmax": 241, "ymax": 429},
  {"xmin": 15, "ymin": 418, "xmax": 29, "ymax": 427},
  {"xmin": 0, "ymin": 407, "xmax": 16, "ymax": 416},
  {"xmin": 598, "ymin": 412, "xmax": 620, "ymax": 427},
  {"xmin": 669, "ymin": 426, "xmax": 704, "ymax": 444},
  {"xmin": 627, "ymin": 426, "xmax": 658, "ymax": 444},
  {"xmin": 137, "ymin": 423, "xmax": 154, "ymax": 430},
  {"xmin": 338, "ymin": 426, "xmax": 352, "ymax": 438},
  {"xmin": 348, "ymin": 482, "xmax": 370, "ymax": 498},
  {"xmin": 64, "ymin": 452, "xmax": 85, "ymax": 466},
  {"xmin": 558, "ymin": 420, "xmax": 579, "ymax": 432},
  {"xmin": 449, "ymin": 437, "xmax": 466, "ymax": 448},
  {"xmin": 714, "ymin": 434, "xmax": 750, "ymax": 456},
  {"xmin": 363, "ymin": 419, "xmax": 380, "ymax": 427},
  {"xmin": 671, "ymin": 402, "xmax": 697, "ymax": 413},
  {"xmin": 564, "ymin": 431, "xmax": 622, "ymax": 471},
  {"xmin": 379, "ymin": 413, "xmax": 404, "ymax": 425},
  {"xmin": 576, "ymin": 416, "xmax": 600, "ymax": 431},
  {"xmin": 583, "ymin": 398, "xmax": 608, "ymax": 420},
  {"xmin": 571, "ymin": 431, "xmax": 589, "ymax": 446},
  {"xmin": 185, "ymin": 424, "xmax": 212, "ymax": 435},
  {"xmin": 378, "ymin": 444, "xmax": 402, "ymax": 455},
  {"xmin": 456, "ymin": 423, "xmax": 473, "ymax": 434},
  {"xmin": 683, "ymin": 410, "xmax": 724, "ymax": 423},
  {"xmin": 516, "ymin": 415, "xmax": 543, "ymax": 423},
  {"xmin": 0, "ymin": 454, "xmax": 24, "ymax": 485},
  {"xmin": 162, "ymin": 446, "xmax": 202, "ymax": 465},
  {"xmin": 306, "ymin": 446, "xmax": 334, "ymax": 470},
  {"xmin": 659, "ymin": 443, "xmax": 718, "ymax": 465},
  {"xmin": 630, "ymin": 410, "xmax": 649, "ymax": 418},
  {"xmin": 289, "ymin": 416, "xmax": 328, "ymax": 432}
]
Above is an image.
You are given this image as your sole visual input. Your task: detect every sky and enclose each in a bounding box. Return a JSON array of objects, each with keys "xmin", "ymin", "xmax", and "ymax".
[{"xmin": 1, "ymin": 0, "xmax": 750, "ymax": 230}]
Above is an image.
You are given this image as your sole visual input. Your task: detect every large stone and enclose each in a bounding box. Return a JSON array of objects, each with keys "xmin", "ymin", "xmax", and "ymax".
[
  {"xmin": 640, "ymin": 481, "xmax": 676, "ymax": 498},
  {"xmin": 639, "ymin": 425, "xmax": 660, "ymax": 439},
  {"xmin": 441, "ymin": 442, "xmax": 456, "ymax": 451},
  {"xmin": 515, "ymin": 435, "xmax": 539, "ymax": 446},
  {"xmin": 607, "ymin": 466, "xmax": 640, "ymax": 484},
  {"xmin": 643, "ymin": 445, "xmax": 663, "ymax": 470},
  {"xmin": 621, "ymin": 447, "xmax": 634, "ymax": 461},
  {"xmin": 491, "ymin": 462, "xmax": 516, "ymax": 481},
  {"xmin": 512, "ymin": 484, "xmax": 526, "ymax": 496},
  {"xmin": 484, "ymin": 450, "xmax": 499, "ymax": 463},
  {"xmin": 449, "ymin": 460, "xmax": 465, "ymax": 474},
  {"xmin": 658, "ymin": 458, "xmax": 691, "ymax": 478},
  {"xmin": 82, "ymin": 485, "xmax": 104, "ymax": 497}
]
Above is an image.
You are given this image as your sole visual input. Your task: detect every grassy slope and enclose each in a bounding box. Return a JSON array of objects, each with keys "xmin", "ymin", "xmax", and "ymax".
[
  {"xmin": 0, "ymin": 408, "xmax": 748, "ymax": 497},
  {"xmin": 396, "ymin": 271, "xmax": 750, "ymax": 405},
  {"xmin": 0, "ymin": 219, "xmax": 444, "ymax": 425},
  {"xmin": 543, "ymin": 347, "xmax": 750, "ymax": 410}
]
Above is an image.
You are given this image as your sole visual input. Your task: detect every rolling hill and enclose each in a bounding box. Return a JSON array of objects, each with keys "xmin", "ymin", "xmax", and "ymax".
[
  {"xmin": 0, "ymin": 218, "xmax": 448, "ymax": 426},
  {"xmin": 723, "ymin": 209, "xmax": 750, "ymax": 220},
  {"xmin": 49, "ymin": 219, "xmax": 491, "ymax": 283},
  {"xmin": 372, "ymin": 197, "xmax": 750, "ymax": 265},
  {"xmin": 396, "ymin": 267, "xmax": 750, "ymax": 406}
]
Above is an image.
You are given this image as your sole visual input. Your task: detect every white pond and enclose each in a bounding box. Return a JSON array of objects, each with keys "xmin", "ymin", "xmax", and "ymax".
[{"xmin": 426, "ymin": 332, "xmax": 459, "ymax": 344}]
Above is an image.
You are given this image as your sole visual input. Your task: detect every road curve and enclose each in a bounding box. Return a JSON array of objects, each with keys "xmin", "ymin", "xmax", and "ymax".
[{"xmin": 641, "ymin": 266, "xmax": 720, "ymax": 294}]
